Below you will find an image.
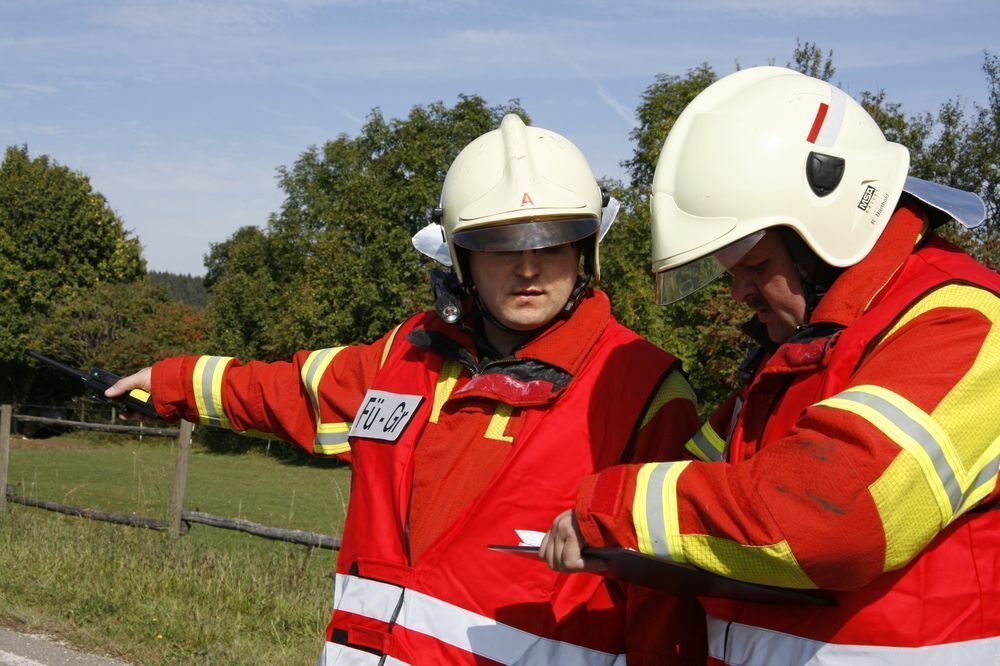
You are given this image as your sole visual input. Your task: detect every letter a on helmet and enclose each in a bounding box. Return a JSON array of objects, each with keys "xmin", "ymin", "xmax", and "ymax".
[{"xmin": 650, "ymin": 66, "xmax": 910, "ymax": 304}]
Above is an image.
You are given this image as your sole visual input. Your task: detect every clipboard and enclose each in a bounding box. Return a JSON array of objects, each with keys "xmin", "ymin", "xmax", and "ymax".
[{"xmin": 488, "ymin": 545, "xmax": 835, "ymax": 606}]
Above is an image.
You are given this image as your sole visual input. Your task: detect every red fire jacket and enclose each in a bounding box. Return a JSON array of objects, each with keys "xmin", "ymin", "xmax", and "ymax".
[
  {"xmin": 152, "ymin": 290, "xmax": 704, "ymax": 664},
  {"xmin": 575, "ymin": 205, "xmax": 1000, "ymax": 664}
]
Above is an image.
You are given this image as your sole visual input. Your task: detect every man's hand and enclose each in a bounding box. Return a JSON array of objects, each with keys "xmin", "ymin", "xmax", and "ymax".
[
  {"xmin": 105, "ymin": 367, "xmax": 154, "ymax": 420},
  {"xmin": 539, "ymin": 509, "xmax": 607, "ymax": 573}
]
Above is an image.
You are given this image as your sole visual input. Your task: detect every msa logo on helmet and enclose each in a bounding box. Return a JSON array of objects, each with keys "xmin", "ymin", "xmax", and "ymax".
[{"xmin": 858, "ymin": 185, "xmax": 877, "ymax": 212}]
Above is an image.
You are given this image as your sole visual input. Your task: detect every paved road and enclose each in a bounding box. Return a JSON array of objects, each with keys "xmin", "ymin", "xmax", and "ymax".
[{"xmin": 0, "ymin": 628, "xmax": 129, "ymax": 666}]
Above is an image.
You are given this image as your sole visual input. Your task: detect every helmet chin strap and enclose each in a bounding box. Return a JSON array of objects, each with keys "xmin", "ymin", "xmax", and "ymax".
[{"xmin": 777, "ymin": 228, "xmax": 842, "ymax": 323}]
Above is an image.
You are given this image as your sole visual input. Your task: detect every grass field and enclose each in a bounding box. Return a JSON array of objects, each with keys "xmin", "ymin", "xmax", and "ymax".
[{"xmin": 0, "ymin": 430, "xmax": 352, "ymax": 665}]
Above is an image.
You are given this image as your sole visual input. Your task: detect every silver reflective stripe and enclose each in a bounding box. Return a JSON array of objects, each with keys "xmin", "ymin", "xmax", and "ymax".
[
  {"xmin": 689, "ymin": 426, "xmax": 724, "ymax": 462},
  {"xmin": 334, "ymin": 574, "xmax": 623, "ymax": 666},
  {"xmin": 317, "ymin": 430, "xmax": 350, "ymax": 445},
  {"xmin": 318, "ymin": 642, "xmax": 408, "ymax": 666},
  {"xmin": 707, "ymin": 615, "xmax": 1000, "ymax": 665},
  {"xmin": 836, "ymin": 390, "xmax": 962, "ymax": 513},
  {"xmin": 643, "ymin": 463, "xmax": 676, "ymax": 560},
  {"xmin": 304, "ymin": 348, "xmax": 338, "ymax": 413},
  {"xmin": 970, "ymin": 453, "xmax": 1000, "ymax": 498},
  {"xmin": 200, "ymin": 356, "xmax": 228, "ymax": 425}
]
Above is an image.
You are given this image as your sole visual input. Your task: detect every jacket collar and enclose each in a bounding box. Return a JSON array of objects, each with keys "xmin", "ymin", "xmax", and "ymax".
[
  {"xmin": 811, "ymin": 201, "xmax": 929, "ymax": 327},
  {"xmin": 738, "ymin": 202, "xmax": 928, "ymax": 382}
]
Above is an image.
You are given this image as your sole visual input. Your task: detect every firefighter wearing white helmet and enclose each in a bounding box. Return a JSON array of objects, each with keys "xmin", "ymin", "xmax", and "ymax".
[
  {"xmin": 651, "ymin": 66, "xmax": 909, "ymax": 306},
  {"xmin": 425, "ymin": 114, "xmax": 606, "ymax": 339},
  {"xmin": 542, "ymin": 67, "xmax": 1000, "ymax": 664},
  {"xmin": 108, "ymin": 113, "xmax": 707, "ymax": 662}
]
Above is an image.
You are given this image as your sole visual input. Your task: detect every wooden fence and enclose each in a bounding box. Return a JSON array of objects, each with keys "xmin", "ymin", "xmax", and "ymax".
[{"xmin": 0, "ymin": 404, "xmax": 340, "ymax": 550}]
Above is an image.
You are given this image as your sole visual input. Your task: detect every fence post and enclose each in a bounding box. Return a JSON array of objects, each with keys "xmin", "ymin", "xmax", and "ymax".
[
  {"xmin": 168, "ymin": 419, "xmax": 193, "ymax": 540},
  {"xmin": 0, "ymin": 405, "xmax": 11, "ymax": 515}
]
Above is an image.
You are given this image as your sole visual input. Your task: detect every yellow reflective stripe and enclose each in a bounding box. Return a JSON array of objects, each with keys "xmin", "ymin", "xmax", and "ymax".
[
  {"xmin": 680, "ymin": 534, "xmax": 815, "ymax": 588},
  {"xmin": 300, "ymin": 347, "xmax": 346, "ymax": 418},
  {"xmin": 633, "ymin": 461, "xmax": 690, "ymax": 562},
  {"xmin": 315, "ymin": 441, "xmax": 351, "ymax": 456},
  {"xmin": 633, "ymin": 464, "xmax": 657, "ymax": 556},
  {"xmin": 484, "ymin": 403, "xmax": 514, "ymax": 442},
  {"xmin": 299, "ymin": 347, "xmax": 351, "ymax": 450},
  {"xmin": 957, "ymin": 440, "xmax": 1000, "ymax": 515},
  {"xmin": 379, "ymin": 324, "xmax": 402, "ymax": 369},
  {"xmin": 638, "ymin": 370, "xmax": 698, "ymax": 432},
  {"xmin": 819, "ymin": 385, "xmax": 957, "ymax": 523},
  {"xmin": 192, "ymin": 355, "xmax": 233, "ymax": 428},
  {"xmin": 430, "ymin": 360, "xmax": 462, "ymax": 424},
  {"xmin": 878, "ymin": 284, "xmax": 1000, "ymax": 478},
  {"xmin": 685, "ymin": 421, "xmax": 727, "ymax": 463}
]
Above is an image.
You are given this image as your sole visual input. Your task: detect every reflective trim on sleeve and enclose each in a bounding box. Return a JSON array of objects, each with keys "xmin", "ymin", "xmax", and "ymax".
[
  {"xmin": 685, "ymin": 421, "xmax": 727, "ymax": 462},
  {"xmin": 817, "ymin": 384, "xmax": 987, "ymax": 522},
  {"xmin": 192, "ymin": 355, "xmax": 234, "ymax": 428},
  {"xmin": 430, "ymin": 360, "xmax": 463, "ymax": 424},
  {"xmin": 300, "ymin": 347, "xmax": 351, "ymax": 455},
  {"xmin": 633, "ymin": 461, "xmax": 691, "ymax": 562},
  {"xmin": 301, "ymin": 347, "xmax": 347, "ymax": 417},
  {"xmin": 316, "ymin": 422, "xmax": 351, "ymax": 456},
  {"xmin": 638, "ymin": 369, "xmax": 698, "ymax": 432},
  {"xmin": 706, "ymin": 615, "xmax": 1000, "ymax": 665},
  {"xmin": 959, "ymin": 447, "xmax": 1000, "ymax": 515},
  {"xmin": 333, "ymin": 574, "xmax": 624, "ymax": 666}
]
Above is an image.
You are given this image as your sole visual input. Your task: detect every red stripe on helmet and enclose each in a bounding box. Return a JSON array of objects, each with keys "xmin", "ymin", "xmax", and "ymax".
[{"xmin": 806, "ymin": 102, "xmax": 829, "ymax": 143}]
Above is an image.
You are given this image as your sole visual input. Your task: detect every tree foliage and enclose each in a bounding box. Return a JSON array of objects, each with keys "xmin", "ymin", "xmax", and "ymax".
[
  {"xmin": 860, "ymin": 51, "xmax": 1000, "ymax": 269},
  {"xmin": 205, "ymin": 95, "xmax": 527, "ymax": 359},
  {"xmin": 0, "ymin": 146, "xmax": 146, "ymax": 400},
  {"xmin": 149, "ymin": 271, "xmax": 208, "ymax": 307},
  {"xmin": 28, "ymin": 280, "xmax": 209, "ymax": 403}
]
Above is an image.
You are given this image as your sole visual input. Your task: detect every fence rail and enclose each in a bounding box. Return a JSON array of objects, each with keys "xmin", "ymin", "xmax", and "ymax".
[
  {"xmin": 0, "ymin": 406, "xmax": 341, "ymax": 550},
  {"xmin": 13, "ymin": 414, "xmax": 180, "ymax": 438}
]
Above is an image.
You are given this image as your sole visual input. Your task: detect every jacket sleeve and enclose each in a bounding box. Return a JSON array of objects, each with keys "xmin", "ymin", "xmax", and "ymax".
[
  {"xmin": 151, "ymin": 324, "xmax": 406, "ymax": 460},
  {"xmin": 578, "ymin": 284, "xmax": 1000, "ymax": 591}
]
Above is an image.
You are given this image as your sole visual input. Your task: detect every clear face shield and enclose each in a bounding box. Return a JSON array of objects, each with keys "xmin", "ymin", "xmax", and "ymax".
[{"xmin": 654, "ymin": 231, "xmax": 765, "ymax": 305}]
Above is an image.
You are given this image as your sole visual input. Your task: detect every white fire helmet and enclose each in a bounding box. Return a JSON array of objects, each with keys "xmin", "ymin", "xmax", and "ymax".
[
  {"xmin": 651, "ymin": 66, "xmax": 910, "ymax": 305},
  {"xmin": 439, "ymin": 114, "xmax": 603, "ymax": 286}
]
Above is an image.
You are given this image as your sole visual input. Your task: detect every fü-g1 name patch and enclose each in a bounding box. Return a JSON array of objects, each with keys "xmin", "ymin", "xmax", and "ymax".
[{"xmin": 349, "ymin": 390, "xmax": 424, "ymax": 442}]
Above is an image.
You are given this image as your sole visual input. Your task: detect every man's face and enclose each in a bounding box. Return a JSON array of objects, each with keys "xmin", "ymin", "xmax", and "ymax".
[
  {"xmin": 727, "ymin": 231, "xmax": 808, "ymax": 344},
  {"xmin": 469, "ymin": 244, "xmax": 581, "ymax": 331}
]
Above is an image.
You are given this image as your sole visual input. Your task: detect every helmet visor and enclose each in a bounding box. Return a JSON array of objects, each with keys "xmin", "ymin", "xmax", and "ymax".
[
  {"xmin": 654, "ymin": 231, "xmax": 765, "ymax": 305},
  {"xmin": 452, "ymin": 216, "xmax": 599, "ymax": 252}
]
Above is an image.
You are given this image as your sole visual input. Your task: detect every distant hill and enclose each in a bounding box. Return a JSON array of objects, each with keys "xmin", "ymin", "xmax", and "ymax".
[{"xmin": 149, "ymin": 271, "xmax": 208, "ymax": 307}]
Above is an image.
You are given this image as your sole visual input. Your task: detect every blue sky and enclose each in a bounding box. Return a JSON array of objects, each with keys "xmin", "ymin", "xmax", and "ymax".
[{"xmin": 2, "ymin": 0, "xmax": 998, "ymax": 275}]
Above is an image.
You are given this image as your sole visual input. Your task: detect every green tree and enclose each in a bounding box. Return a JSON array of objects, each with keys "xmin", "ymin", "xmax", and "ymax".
[
  {"xmin": 0, "ymin": 146, "xmax": 145, "ymax": 400},
  {"xmin": 859, "ymin": 51, "xmax": 1000, "ymax": 269},
  {"xmin": 602, "ymin": 61, "xmax": 753, "ymax": 414},
  {"xmin": 206, "ymin": 95, "xmax": 527, "ymax": 359},
  {"xmin": 622, "ymin": 64, "xmax": 717, "ymax": 192},
  {"xmin": 788, "ymin": 39, "xmax": 836, "ymax": 81},
  {"xmin": 29, "ymin": 280, "xmax": 208, "ymax": 402},
  {"xmin": 149, "ymin": 271, "xmax": 208, "ymax": 307}
]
